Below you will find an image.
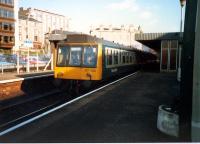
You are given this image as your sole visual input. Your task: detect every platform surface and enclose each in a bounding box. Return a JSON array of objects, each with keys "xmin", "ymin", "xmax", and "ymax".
[
  {"xmin": 0, "ymin": 72, "xmax": 181, "ymax": 142},
  {"xmin": 0, "ymin": 71, "xmax": 53, "ymax": 81}
]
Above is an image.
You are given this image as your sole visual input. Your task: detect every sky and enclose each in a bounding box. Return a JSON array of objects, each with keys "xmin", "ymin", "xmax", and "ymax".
[{"xmin": 19, "ymin": 0, "xmax": 186, "ymax": 33}]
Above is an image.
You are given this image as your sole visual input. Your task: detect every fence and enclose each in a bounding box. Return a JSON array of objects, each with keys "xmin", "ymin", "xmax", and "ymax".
[{"xmin": 0, "ymin": 49, "xmax": 53, "ymax": 75}]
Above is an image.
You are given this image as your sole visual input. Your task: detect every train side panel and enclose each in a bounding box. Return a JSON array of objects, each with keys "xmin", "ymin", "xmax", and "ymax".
[{"xmin": 102, "ymin": 45, "xmax": 139, "ymax": 79}]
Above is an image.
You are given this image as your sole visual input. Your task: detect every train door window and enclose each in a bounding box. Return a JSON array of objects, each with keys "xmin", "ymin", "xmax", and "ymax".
[
  {"xmin": 57, "ymin": 46, "xmax": 69, "ymax": 66},
  {"xmin": 114, "ymin": 50, "xmax": 118, "ymax": 65},
  {"xmin": 69, "ymin": 47, "xmax": 82, "ymax": 66},
  {"xmin": 83, "ymin": 46, "xmax": 97, "ymax": 67}
]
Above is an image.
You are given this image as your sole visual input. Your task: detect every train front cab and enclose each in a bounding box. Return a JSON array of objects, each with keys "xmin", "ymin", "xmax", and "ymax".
[{"xmin": 54, "ymin": 43, "xmax": 103, "ymax": 81}]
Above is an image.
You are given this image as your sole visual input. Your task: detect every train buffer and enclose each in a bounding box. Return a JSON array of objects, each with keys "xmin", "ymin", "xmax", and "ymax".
[{"xmin": 0, "ymin": 72, "xmax": 181, "ymax": 142}]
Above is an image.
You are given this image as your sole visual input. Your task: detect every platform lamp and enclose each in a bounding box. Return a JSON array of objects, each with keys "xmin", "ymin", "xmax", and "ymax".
[{"xmin": 177, "ymin": 0, "xmax": 186, "ymax": 82}]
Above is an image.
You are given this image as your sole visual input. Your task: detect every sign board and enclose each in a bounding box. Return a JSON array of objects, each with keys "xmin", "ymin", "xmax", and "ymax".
[{"xmin": 24, "ymin": 39, "xmax": 33, "ymax": 48}]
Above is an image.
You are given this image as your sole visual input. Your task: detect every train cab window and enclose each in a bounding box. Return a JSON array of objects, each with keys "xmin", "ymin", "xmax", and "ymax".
[
  {"xmin": 57, "ymin": 46, "xmax": 69, "ymax": 66},
  {"xmin": 83, "ymin": 46, "xmax": 97, "ymax": 67},
  {"xmin": 69, "ymin": 47, "xmax": 82, "ymax": 66}
]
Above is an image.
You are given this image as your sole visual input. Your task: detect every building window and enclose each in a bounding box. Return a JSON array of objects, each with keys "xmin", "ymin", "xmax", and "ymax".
[
  {"xmin": 3, "ymin": 23, "xmax": 9, "ymax": 31},
  {"xmin": 0, "ymin": 35, "xmax": 2, "ymax": 43},
  {"xmin": 0, "ymin": 8, "xmax": 14, "ymax": 18},
  {"xmin": 10, "ymin": 36, "xmax": 14, "ymax": 43},
  {"xmin": 9, "ymin": 23, "xmax": 14, "ymax": 31},
  {"xmin": 19, "ymin": 26, "xmax": 22, "ymax": 34},
  {"xmin": 0, "ymin": 0, "xmax": 14, "ymax": 5},
  {"xmin": 34, "ymin": 36, "xmax": 38, "ymax": 41},
  {"xmin": 19, "ymin": 34, "xmax": 22, "ymax": 41},
  {"xmin": 4, "ymin": 36, "xmax": 9, "ymax": 43},
  {"xmin": 0, "ymin": 22, "xmax": 2, "ymax": 30}
]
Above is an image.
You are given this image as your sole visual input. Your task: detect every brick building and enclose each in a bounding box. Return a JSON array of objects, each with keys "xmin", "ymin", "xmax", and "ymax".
[{"xmin": 0, "ymin": 0, "xmax": 15, "ymax": 54}]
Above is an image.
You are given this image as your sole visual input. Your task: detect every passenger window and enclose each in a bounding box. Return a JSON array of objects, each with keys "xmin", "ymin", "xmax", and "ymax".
[
  {"xmin": 114, "ymin": 50, "xmax": 118, "ymax": 65},
  {"xmin": 123, "ymin": 52, "xmax": 126, "ymax": 64},
  {"xmin": 107, "ymin": 49, "xmax": 112, "ymax": 65},
  {"xmin": 126, "ymin": 52, "xmax": 129, "ymax": 63},
  {"xmin": 119, "ymin": 50, "xmax": 122, "ymax": 64}
]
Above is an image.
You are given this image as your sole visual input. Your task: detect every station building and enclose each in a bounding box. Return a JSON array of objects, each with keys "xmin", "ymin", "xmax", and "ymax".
[{"xmin": 135, "ymin": 32, "xmax": 180, "ymax": 72}]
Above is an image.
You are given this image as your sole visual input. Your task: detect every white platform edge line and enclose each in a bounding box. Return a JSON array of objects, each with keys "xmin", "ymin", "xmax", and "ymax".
[
  {"xmin": 0, "ymin": 74, "xmax": 54, "ymax": 84},
  {"xmin": 0, "ymin": 72, "xmax": 138, "ymax": 136}
]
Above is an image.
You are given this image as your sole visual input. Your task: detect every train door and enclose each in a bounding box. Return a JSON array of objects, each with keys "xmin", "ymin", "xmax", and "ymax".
[{"xmin": 160, "ymin": 40, "xmax": 178, "ymax": 72}]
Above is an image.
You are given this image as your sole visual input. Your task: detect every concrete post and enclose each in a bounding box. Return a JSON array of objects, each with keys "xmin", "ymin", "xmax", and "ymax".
[
  {"xmin": 179, "ymin": 0, "xmax": 198, "ymax": 141},
  {"xmin": 192, "ymin": 0, "xmax": 200, "ymax": 141}
]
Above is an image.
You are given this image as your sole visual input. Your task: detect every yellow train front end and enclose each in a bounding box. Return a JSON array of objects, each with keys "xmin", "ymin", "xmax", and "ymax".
[{"xmin": 54, "ymin": 43, "xmax": 103, "ymax": 81}]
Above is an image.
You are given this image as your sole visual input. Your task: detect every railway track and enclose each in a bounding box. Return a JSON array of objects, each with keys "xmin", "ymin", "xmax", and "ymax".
[{"xmin": 0, "ymin": 71, "xmax": 138, "ymax": 137}]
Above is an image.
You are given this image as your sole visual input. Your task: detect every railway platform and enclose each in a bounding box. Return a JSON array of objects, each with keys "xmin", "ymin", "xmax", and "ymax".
[
  {"xmin": 0, "ymin": 70, "xmax": 53, "ymax": 81},
  {"xmin": 0, "ymin": 70, "xmax": 56, "ymax": 108},
  {"xmin": 0, "ymin": 72, "xmax": 181, "ymax": 142}
]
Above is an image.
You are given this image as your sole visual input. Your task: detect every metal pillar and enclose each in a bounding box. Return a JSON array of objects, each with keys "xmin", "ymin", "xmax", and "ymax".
[
  {"xmin": 192, "ymin": 0, "xmax": 200, "ymax": 141},
  {"xmin": 179, "ymin": 0, "xmax": 198, "ymax": 141}
]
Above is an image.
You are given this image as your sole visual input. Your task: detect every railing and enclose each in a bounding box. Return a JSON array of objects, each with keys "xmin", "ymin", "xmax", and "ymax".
[{"xmin": 0, "ymin": 49, "xmax": 53, "ymax": 75}]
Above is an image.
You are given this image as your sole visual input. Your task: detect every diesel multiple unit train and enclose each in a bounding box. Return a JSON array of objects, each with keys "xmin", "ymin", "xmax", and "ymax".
[{"xmin": 54, "ymin": 34, "xmax": 157, "ymax": 92}]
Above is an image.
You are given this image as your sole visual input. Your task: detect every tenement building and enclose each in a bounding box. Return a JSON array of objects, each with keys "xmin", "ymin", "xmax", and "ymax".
[
  {"xmin": 18, "ymin": 13, "xmax": 43, "ymax": 50},
  {"xmin": 18, "ymin": 7, "xmax": 70, "ymax": 55},
  {"xmin": 0, "ymin": 0, "xmax": 15, "ymax": 54}
]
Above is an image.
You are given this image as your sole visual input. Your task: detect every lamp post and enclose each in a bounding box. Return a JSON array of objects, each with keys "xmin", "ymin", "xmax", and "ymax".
[{"xmin": 177, "ymin": 0, "xmax": 186, "ymax": 81}]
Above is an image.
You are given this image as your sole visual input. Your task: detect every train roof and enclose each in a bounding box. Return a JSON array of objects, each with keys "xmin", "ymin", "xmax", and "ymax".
[{"xmin": 58, "ymin": 34, "xmax": 157, "ymax": 55}]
